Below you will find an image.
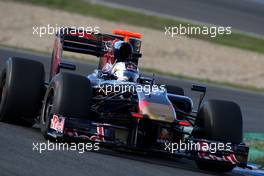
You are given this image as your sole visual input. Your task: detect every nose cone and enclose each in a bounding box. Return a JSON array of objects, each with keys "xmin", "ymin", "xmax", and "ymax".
[
  {"xmin": 140, "ymin": 101, "xmax": 176, "ymax": 123},
  {"xmin": 138, "ymin": 90, "xmax": 177, "ymax": 123}
]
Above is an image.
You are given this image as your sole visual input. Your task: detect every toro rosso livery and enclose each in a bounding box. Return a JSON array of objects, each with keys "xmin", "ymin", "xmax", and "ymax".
[{"xmin": 0, "ymin": 28, "xmax": 249, "ymax": 172}]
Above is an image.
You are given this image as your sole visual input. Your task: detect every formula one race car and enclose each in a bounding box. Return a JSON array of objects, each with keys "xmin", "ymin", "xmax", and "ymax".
[{"xmin": 0, "ymin": 28, "xmax": 249, "ymax": 172}]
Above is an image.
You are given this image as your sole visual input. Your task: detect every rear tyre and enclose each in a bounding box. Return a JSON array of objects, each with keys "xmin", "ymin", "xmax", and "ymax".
[
  {"xmin": 40, "ymin": 72, "xmax": 92, "ymax": 139},
  {"xmin": 0, "ymin": 57, "xmax": 45, "ymax": 126},
  {"xmin": 194, "ymin": 100, "xmax": 243, "ymax": 172}
]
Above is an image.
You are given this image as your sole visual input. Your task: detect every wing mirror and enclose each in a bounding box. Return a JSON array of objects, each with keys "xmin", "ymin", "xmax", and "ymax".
[{"xmin": 191, "ymin": 85, "xmax": 207, "ymax": 110}]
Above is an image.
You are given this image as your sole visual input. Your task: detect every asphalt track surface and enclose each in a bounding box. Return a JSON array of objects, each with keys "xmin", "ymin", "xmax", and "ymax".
[
  {"xmin": 97, "ymin": 0, "xmax": 264, "ymax": 36},
  {"xmin": 0, "ymin": 47, "xmax": 263, "ymax": 176}
]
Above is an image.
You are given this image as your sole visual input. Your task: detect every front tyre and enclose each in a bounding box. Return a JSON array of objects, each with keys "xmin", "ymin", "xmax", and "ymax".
[
  {"xmin": 40, "ymin": 72, "xmax": 92, "ymax": 139},
  {"xmin": 194, "ymin": 100, "xmax": 243, "ymax": 172}
]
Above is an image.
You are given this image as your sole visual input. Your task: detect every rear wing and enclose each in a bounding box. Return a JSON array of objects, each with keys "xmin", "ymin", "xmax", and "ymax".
[
  {"xmin": 50, "ymin": 28, "xmax": 142, "ymax": 80},
  {"xmin": 59, "ymin": 28, "xmax": 142, "ymax": 57}
]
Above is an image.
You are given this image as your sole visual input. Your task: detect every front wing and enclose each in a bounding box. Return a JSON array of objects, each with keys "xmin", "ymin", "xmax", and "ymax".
[{"xmin": 47, "ymin": 114, "xmax": 249, "ymax": 167}]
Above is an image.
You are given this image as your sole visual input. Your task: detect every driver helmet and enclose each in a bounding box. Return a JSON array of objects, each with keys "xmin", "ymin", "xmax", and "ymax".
[
  {"xmin": 113, "ymin": 41, "xmax": 133, "ymax": 62},
  {"xmin": 111, "ymin": 62, "xmax": 139, "ymax": 82}
]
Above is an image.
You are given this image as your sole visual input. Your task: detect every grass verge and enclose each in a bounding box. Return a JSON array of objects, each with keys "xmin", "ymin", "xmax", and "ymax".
[
  {"xmin": 244, "ymin": 133, "xmax": 264, "ymax": 168},
  {"xmin": 253, "ymin": 158, "xmax": 264, "ymax": 169},
  {"xmin": 13, "ymin": 0, "xmax": 264, "ymax": 54}
]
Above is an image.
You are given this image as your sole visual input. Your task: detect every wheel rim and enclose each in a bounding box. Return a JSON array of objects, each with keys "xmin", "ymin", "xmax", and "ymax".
[
  {"xmin": 0, "ymin": 75, "xmax": 7, "ymax": 112},
  {"xmin": 42, "ymin": 91, "xmax": 54, "ymax": 125}
]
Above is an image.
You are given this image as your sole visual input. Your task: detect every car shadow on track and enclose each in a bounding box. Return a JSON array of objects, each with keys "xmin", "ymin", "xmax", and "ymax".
[{"xmin": 92, "ymin": 146, "xmax": 235, "ymax": 176}]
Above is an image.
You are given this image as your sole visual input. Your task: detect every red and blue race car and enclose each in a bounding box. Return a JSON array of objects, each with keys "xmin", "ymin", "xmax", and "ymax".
[{"xmin": 0, "ymin": 28, "xmax": 248, "ymax": 172}]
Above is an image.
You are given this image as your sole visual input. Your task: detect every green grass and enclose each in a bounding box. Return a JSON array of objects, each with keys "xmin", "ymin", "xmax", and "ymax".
[
  {"xmin": 13, "ymin": 0, "xmax": 264, "ymax": 54},
  {"xmin": 248, "ymin": 142, "xmax": 264, "ymax": 151},
  {"xmin": 244, "ymin": 133, "xmax": 264, "ymax": 168},
  {"xmin": 253, "ymin": 158, "xmax": 264, "ymax": 169}
]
